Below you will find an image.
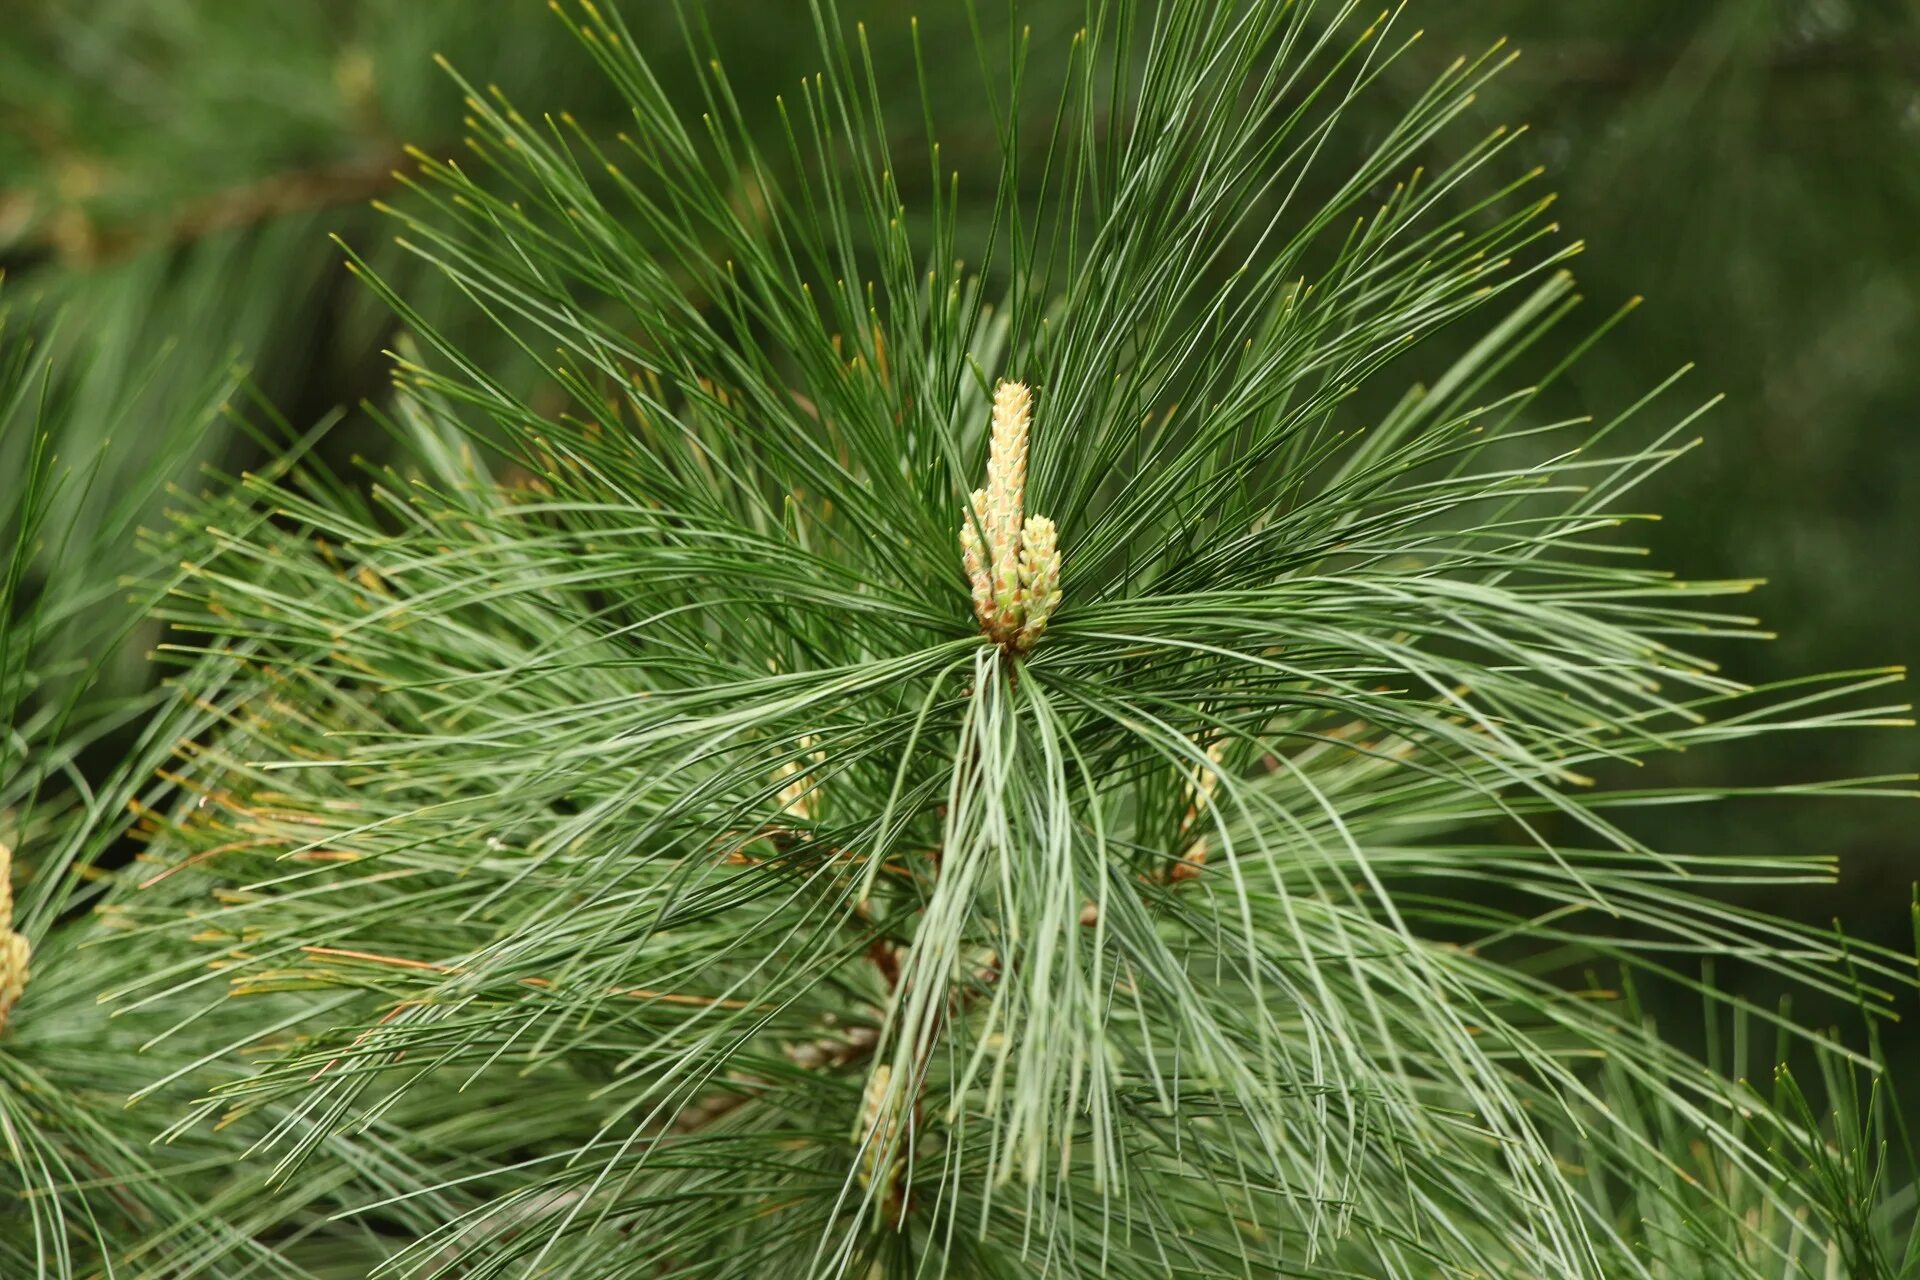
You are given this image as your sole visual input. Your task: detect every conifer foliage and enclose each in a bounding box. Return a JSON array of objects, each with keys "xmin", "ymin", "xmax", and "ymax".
[{"xmin": 2, "ymin": 1, "xmax": 1916, "ymax": 1276}]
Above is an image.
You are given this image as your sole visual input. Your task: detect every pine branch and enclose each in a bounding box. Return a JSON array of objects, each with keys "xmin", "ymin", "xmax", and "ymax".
[
  {"xmin": 3, "ymin": 2, "xmax": 1914, "ymax": 1276},
  {"xmin": 20, "ymin": 149, "xmax": 410, "ymax": 269}
]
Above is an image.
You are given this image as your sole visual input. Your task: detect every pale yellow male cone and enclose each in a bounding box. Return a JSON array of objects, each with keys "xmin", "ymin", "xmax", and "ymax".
[
  {"xmin": 985, "ymin": 381, "xmax": 1031, "ymax": 633},
  {"xmin": 960, "ymin": 381, "xmax": 1062, "ymax": 652},
  {"xmin": 959, "ymin": 489, "xmax": 994, "ymax": 629},
  {"xmin": 0, "ymin": 843, "xmax": 27, "ymax": 1029},
  {"xmin": 1015, "ymin": 515, "xmax": 1061, "ymax": 651},
  {"xmin": 0, "ymin": 932, "xmax": 28, "ymax": 1028}
]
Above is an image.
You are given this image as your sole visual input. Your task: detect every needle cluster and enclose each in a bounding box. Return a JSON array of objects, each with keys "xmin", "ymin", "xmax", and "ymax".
[{"xmin": 0, "ymin": 3, "xmax": 1913, "ymax": 1277}]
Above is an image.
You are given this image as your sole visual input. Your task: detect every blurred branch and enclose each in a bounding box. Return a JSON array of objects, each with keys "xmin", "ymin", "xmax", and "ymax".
[
  {"xmin": 1517, "ymin": 36, "xmax": 1920, "ymax": 88},
  {"xmin": 152, "ymin": 151, "xmax": 405, "ymax": 248},
  {"xmin": 6, "ymin": 149, "xmax": 408, "ymax": 271}
]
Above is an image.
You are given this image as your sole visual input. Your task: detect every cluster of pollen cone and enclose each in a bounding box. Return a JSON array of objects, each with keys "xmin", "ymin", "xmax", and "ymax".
[{"xmin": 960, "ymin": 380, "xmax": 1061, "ymax": 652}]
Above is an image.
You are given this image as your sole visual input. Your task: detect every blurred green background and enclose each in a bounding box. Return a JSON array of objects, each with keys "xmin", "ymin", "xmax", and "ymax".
[{"xmin": 3, "ymin": 0, "xmax": 1914, "ymax": 1042}]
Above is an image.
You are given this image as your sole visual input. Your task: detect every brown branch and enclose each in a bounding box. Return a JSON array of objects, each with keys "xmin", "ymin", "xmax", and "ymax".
[
  {"xmin": 16, "ymin": 149, "xmax": 410, "ymax": 270},
  {"xmin": 160, "ymin": 152, "xmax": 405, "ymax": 243}
]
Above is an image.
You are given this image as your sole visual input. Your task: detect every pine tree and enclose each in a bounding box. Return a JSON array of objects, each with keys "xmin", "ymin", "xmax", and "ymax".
[{"xmin": 2, "ymin": 2, "xmax": 1916, "ymax": 1276}]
